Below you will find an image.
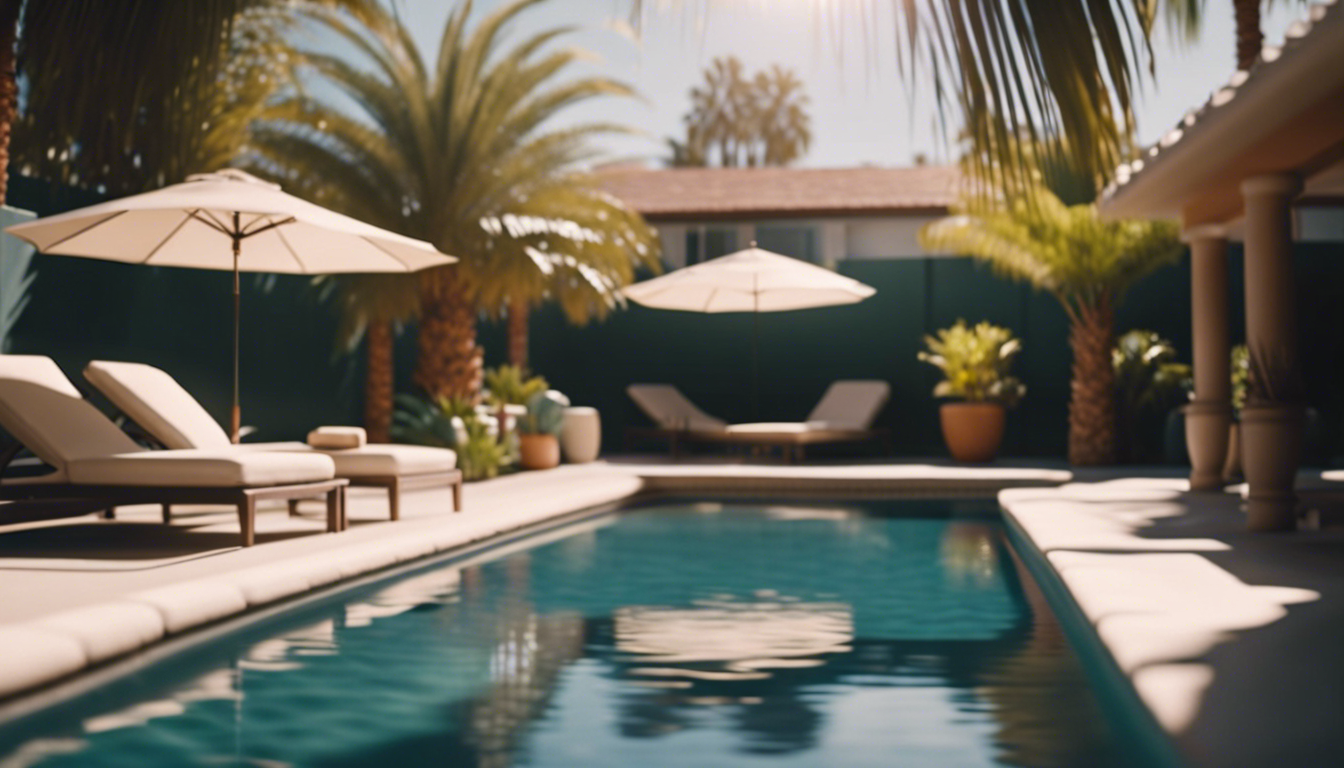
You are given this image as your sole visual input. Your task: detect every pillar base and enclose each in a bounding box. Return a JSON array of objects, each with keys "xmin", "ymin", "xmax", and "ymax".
[
  {"xmin": 1241, "ymin": 404, "xmax": 1304, "ymax": 533},
  {"xmin": 1184, "ymin": 401, "xmax": 1232, "ymax": 491},
  {"xmin": 1246, "ymin": 494, "xmax": 1299, "ymax": 532}
]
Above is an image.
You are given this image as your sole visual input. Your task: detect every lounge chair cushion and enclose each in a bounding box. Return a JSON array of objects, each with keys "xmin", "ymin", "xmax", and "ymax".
[
  {"xmin": 241, "ymin": 442, "xmax": 457, "ymax": 476},
  {"xmin": 0, "ymin": 357, "xmax": 144, "ymax": 470},
  {"xmin": 627, "ymin": 384, "xmax": 727, "ymax": 432},
  {"xmin": 806, "ymin": 380, "xmax": 890, "ymax": 430},
  {"xmin": 87, "ymin": 361, "xmax": 458, "ymax": 476},
  {"xmin": 67, "ymin": 450, "xmax": 335, "ymax": 487},
  {"xmin": 724, "ymin": 422, "xmax": 815, "ymax": 435},
  {"xmin": 84, "ymin": 360, "xmax": 233, "ymax": 449}
]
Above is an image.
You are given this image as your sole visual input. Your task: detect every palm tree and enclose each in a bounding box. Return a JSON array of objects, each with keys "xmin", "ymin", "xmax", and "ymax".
[
  {"xmin": 476, "ymin": 182, "xmax": 659, "ymax": 369},
  {"xmin": 755, "ymin": 65, "xmax": 811, "ymax": 167},
  {"xmin": 245, "ymin": 0, "xmax": 651, "ymax": 408},
  {"xmin": 920, "ymin": 187, "xmax": 1183, "ymax": 465},
  {"xmin": 670, "ymin": 57, "xmax": 810, "ymax": 168},
  {"xmin": 637, "ymin": 1, "xmax": 1208, "ymax": 190},
  {"xmin": 6, "ymin": 1, "xmax": 290, "ymax": 199}
]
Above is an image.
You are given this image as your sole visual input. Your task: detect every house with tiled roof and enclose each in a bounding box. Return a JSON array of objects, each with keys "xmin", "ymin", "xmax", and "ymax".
[{"xmin": 598, "ymin": 165, "xmax": 961, "ymax": 267}]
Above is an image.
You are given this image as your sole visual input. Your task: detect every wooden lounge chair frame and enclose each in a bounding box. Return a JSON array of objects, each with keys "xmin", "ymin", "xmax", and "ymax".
[
  {"xmin": 284, "ymin": 470, "xmax": 462, "ymax": 522},
  {"xmin": 0, "ymin": 441, "xmax": 348, "ymax": 547}
]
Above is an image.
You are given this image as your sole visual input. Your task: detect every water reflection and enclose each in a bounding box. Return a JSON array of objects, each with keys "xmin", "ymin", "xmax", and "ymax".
[{"xmin": 0, "ymin": 505, "xmax": 1143, "ymax": 768}]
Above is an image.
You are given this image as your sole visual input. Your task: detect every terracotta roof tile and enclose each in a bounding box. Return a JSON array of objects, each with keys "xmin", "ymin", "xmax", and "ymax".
[{"xmin": 597, "ymin": 166, "xmax": 960, "ymax": 221}]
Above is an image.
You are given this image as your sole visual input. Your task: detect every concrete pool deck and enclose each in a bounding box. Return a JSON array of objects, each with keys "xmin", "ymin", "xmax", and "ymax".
[{"xmin": 0, "ymin": 459, "xmax": 1340, "ymax": 767}]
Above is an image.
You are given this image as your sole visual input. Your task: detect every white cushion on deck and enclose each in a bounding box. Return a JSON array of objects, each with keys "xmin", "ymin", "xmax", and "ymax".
[
  {"xmin": 87, "ymin": 360, "xmax": 456, "ymax": 477},
  {"xmin": 67, "ymin": 449, "xmax": 335, "ymax": 487},
  {"xmin": 806, "ymin": 380, "xmax": 889, "ymax": 430}
]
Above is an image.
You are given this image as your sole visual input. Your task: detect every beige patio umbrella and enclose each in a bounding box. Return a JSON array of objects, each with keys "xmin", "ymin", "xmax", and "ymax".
[
  {"xmin": 4, "ymin": 169, "xmax": 455, "ymax": 442},
  {"xmin": 623, "ymin": 244, "xmax": 875, "ymax": 414}
]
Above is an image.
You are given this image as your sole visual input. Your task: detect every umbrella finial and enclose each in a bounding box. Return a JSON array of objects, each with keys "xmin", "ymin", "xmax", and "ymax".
[{"xmin": 750, "ymin": 240, "xmax": 758, "ymax": 248}]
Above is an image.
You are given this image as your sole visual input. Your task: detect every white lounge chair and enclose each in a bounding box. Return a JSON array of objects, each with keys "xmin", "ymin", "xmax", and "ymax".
[
  {"xmin": 0, "ymin": 355, "xmax": 345, "ymax": 547},
  {"xmin": 626, "ymin": 380, "xmax": 891, "ymax": 461},
  {"xmin": 83, "ymin": 361, "xmax": 462, "ymax": 521}
]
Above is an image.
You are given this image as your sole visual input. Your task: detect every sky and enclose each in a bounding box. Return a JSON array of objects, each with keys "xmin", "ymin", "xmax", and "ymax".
[{"xmin": 393, "ymin": 0, "xmax": 1312, "ymax": 169}]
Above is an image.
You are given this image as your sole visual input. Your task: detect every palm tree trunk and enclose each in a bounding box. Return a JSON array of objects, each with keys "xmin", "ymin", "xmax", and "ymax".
[
  {"xmin": 414, "ymin": 267, "xmax": 482, "ymax": 401},
  {"xmin": 364, "ymin": 320, "xmax": 394, "ymax": 443},
  {"xmin": 1234, "ymin": 0, "xmax": 1263, "ymax": 71},
  {"xmin": 1067, "ymin": 296, "xmax": 1117, "ymax": 465},
  {"xmin": 0, "ymin": 0, "xmax": 22, "ymax": 206},
  {"xmin": 507, "ymin": 297, "xmax": 529, "ymax": 370}
]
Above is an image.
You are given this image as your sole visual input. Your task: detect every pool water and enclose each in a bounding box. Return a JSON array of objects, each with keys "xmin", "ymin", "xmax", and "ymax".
[{"xmin": 0, "ymin": 500, "xmax": 1151, "ymax": 767}]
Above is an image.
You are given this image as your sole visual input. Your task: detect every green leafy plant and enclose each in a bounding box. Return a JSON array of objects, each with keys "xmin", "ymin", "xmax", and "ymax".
[
  {"xmin": 518, "ymin": 391, "xmax": 567, "ymax": 436},
  {"xmin": 918, "ymin": 320, "xmax": 1026, "ymax": 408},
  {"xmin": 1230, "ymin": 344, "xmax": 1250, "ymax": 413},
  {"xmin": 391, "ymin": 394, "xmax": 507, "ymax": 481},
  {"xmin": 484, "ymin": 366, "xmax": 548, "ymax": 408},
  {"xmin": 1112, "ymin": 330, "xmax": 1191, "ymax": 463}
]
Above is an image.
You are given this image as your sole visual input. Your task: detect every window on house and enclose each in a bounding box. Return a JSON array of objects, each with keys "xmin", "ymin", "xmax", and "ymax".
[
  {"xmin": 685, "ymin": 226, "xmax": 739, "ymax": 264},
  {"xmin": 755, "ymin": 225, "xmax": 818, "ymax": 262}
]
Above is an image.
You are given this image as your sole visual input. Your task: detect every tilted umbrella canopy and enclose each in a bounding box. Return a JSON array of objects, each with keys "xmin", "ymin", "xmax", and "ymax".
[
  {"xmin": 4, "ymin": 169, "xmax": 456, "ymax": 441},
  {"xmin": 623, "ymin": 245, "xmax": 876, "ymax": 418},
  {"xmin": 623, "ymin": 246, "xmax": 875, "ymax": 313}
]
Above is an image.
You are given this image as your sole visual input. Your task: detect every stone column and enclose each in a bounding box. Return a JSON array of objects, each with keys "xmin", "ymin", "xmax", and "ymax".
[
  {"xmin": 1239, "ymin": 173, "xmax": 1304, "ymax": 531},
  {"xmin": 1182, "ymin": 227, "xmax": 1231, "ymax": 491}
]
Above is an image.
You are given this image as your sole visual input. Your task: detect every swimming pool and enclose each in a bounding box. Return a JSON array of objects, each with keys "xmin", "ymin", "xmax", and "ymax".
[{"xmin": 0, "ymin": 499, "xmax": 1160, "ymax": 767}]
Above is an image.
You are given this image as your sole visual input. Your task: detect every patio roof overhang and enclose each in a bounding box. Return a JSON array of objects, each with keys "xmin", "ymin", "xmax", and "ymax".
[{"xmin": 1098, "ymin": 1, "xmax": 1344, "ymax": 228}]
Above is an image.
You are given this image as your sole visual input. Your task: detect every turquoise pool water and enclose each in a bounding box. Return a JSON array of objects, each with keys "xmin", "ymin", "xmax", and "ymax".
[{"xmin": 0, "ymin": 500, "xmax": 1151, "ymax": 767}]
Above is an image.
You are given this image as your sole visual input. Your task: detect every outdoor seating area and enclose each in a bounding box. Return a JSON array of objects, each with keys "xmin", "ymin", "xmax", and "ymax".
[
  {"xmin": 0, "ymin": 1, "xmax": 1341, "ymax": 767},
  {"xmin": 626, "ymin": 380, "xmax": 892, "ymax": 460}
]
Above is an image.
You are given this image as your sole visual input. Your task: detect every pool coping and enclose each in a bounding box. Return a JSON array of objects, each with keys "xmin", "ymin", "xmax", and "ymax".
[{"xmin": 1000, "ymin": 476, "xmax": 1344, "ymax": 768}]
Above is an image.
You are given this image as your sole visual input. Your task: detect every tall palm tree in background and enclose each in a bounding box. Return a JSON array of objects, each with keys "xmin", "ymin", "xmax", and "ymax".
[
  {"xmin": 639, "ymin": 1, "xmax": 1209, "ymax": 189},
  {"xmin": 920, "ymin": 187, "xmax": 1183, "ymax": 464},
  {"xmin": 245, "ymin": 0, "xmax": 651, "ymax": 412},
  {"xmin": 669, "ymin": 56, "xmax": 811, "ymax": 168}
]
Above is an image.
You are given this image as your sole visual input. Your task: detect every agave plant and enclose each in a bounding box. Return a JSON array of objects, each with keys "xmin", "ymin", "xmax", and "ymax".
[{"xmin": 918, "ymin": 320, "xmax": 1026, "ymax": 408}]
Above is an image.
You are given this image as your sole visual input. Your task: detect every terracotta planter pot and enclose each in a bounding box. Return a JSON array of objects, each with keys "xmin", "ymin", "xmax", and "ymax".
[
  {"xmin": 939, "ymin": 402, "xmax": 1006, "ymax": 463},
  {"xmin": 1240, "ymin": 404, "xmax": 1303, "ymax": 532},
  {"xmin": 519, "ymin": 433, "xmax": 561, "ymax": 470}
]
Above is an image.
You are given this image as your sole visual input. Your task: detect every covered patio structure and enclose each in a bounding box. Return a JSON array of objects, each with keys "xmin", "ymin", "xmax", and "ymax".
[{"xmin": 1099, "ymin": 2, "xmax": 1344, "ymax": 530}]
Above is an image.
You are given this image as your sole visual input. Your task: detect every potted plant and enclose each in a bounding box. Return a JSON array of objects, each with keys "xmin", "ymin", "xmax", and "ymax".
[
  {"xmin": 517, "ymin": 390, "xmax": 567, "ymax": 470},
  {"xmin": 1240, "ymin": 345, "xmax": 1305, "ymax": 531},
  {"xmin": 918, "ymin": 320, "xmax": 1026, "ymax": 462},
  {"xmin": 1221, "ymin": 344, "xmax": 1250, "ymax": 481}
]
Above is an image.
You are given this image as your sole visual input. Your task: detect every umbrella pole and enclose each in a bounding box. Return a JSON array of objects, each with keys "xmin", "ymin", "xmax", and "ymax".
[
  {"xmin": 231, "ymin": 230, "xmax": 241, "ymax": 444},
  {"xmin": 752, "ymin": 275, "xmax": 760, "ymax": 420}
]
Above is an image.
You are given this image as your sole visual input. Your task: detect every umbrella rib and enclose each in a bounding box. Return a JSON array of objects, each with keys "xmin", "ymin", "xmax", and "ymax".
[
  {"xmin": 274, "ymin": 227, "xmax": 308, "ymax": 272},
  {"xmin": 359, "ymin": 236, "xmax": 414, "ymax": 271},
  {"xmin": 36, "ymin": 210, "xmax": 128, "ymax": 251},
  {"xmin": 196, "ymin": 209, "xmax": 236, "ymax": 236},
  {"xmin": 138, "ymin": 212, "xmax": 198, "ymax": 265},
  {"xmin": 701, "ymin": 287, "xmax": 719, "ymax": 313}
]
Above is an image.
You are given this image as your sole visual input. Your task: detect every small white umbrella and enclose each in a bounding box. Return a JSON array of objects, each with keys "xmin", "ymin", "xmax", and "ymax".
[
  {"xmin": 624, "ymin": 244, "xmax": 876, "ymax": 414},
  {"xmin": 4, "ymin": 169, "xmax": 455, "ymax": 441}
]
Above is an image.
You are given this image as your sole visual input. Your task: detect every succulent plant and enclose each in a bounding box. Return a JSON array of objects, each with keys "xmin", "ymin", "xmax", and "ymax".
[{"xmin": 519, "ymin": 391, "xmax": 567, "ymax": 436}]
